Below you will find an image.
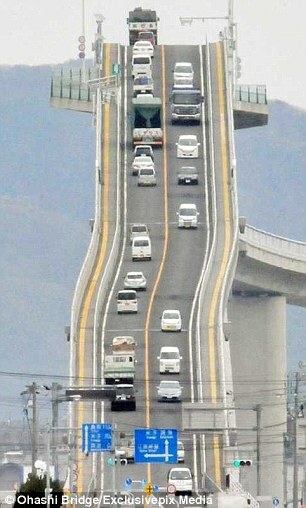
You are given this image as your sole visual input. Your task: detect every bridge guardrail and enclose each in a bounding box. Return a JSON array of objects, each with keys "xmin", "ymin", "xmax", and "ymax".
[
  {"xmin": 235, "ymin": 84, "xmax": 267, "ymax": 105},
  {"xmin": 241, "ymin": 224, "xmax": 306, "ymax": 271}
]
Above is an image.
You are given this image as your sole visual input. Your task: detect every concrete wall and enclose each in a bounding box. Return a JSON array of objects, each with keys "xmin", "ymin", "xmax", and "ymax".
[{"xmin": 228, "ymin": 295, "xmax": 287, "ymax": 504}]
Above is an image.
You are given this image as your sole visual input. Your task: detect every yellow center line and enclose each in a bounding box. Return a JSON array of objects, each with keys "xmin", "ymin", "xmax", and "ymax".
[
  {"xmin": 76, "ymin": 43, "xmax": 111, "ymax": 493},
  {"xmin": 207, "ymin": 42, "xmax": 232, "ymax": 487},
  {"xmin": 145, "ymin": 44, "xmax": 168, "ymax": 486}
]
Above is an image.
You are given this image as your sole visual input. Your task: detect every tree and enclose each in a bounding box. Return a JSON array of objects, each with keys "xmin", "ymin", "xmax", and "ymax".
[{"xmin": 13, "ymin": 473, "xmax": 63, "ymax": 507}]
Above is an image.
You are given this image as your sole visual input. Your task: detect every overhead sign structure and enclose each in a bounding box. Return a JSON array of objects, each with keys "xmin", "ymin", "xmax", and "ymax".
[
  {"xmin": 82, "ymin": 423, "xmax": 112, "ymax": 453},
  {"xmin": 134, "ymin": 428, "xmax": 178, "ymax": 464}
]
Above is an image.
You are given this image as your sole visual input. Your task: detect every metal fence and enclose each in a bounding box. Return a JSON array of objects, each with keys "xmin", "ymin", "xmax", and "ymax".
[
  {"xmin": 235, "ymin": 84, "xmax": 267, "ymax": 105},
  {"xmin": 50, "ymin": 67, "xmax": 99, "ymax": 101}
]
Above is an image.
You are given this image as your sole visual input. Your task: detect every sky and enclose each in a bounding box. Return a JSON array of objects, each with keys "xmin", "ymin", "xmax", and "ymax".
[{"xmin": 1, "ymin": 0, "xmax": 306, "ymax": 110}]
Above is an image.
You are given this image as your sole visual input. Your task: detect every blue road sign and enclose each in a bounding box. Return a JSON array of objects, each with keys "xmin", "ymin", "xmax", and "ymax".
[
  {"xmin": 134, "ymin": 428, "xmax": 178, "ymax": 463},
  {"xmin": 82, "ymin": 423, "xmax": 112, "ymax": 453}
]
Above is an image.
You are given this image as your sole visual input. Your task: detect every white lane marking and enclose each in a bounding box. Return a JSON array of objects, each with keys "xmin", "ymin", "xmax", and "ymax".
[{"xmin": 100, "ymin": 43, "xmax": 127, "ymax": 493}]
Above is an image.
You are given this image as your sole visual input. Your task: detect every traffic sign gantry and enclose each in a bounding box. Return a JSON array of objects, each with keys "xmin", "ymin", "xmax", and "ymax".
[
  {"xmin": 82, "ymin": 423, "xmax": 112, "ymax": 453},
  {"xmin": 134, "ymin": 428, "xmax": 178, "ymax": 464}
]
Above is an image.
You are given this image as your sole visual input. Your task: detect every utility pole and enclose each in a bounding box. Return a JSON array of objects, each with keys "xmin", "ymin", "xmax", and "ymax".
[
  {"xmin": 255, "ymin": 404, "xmax": 262, "ymax": 496},
  {"xmin": 293, "ymin": 372, "xmax": 300, "ymax": 508},
  {"xmin": 32, "ymin": 383, "xmax": 38, "ymax": 475},
  {"xmin": 51, "ymin": 383, "xmax": 62, "ymax": 479}
]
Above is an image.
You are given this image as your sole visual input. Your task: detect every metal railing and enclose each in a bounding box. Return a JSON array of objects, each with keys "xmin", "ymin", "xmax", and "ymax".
[
  {"xmin": 235, "ymin": 84, "xmax": 267, "ymax": 105},
  {"xmin": 229, "ymin": 475, "xmax": 260, "ymax": 508},
  {"xmin": 50, "ymin": 67, "xmax": 99, "ymax": 101}
]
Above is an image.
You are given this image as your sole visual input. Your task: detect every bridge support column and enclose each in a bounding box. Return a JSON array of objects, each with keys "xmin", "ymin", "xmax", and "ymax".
[{"xmin": 228, "ymin": 295, "xmax": 286, "ymax": 503}]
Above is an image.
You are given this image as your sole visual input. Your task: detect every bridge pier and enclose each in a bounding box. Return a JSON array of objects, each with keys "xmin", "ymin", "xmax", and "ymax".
[{"xmin": 228, "ymin": 295, "xmax": 287, "ymax": 503}]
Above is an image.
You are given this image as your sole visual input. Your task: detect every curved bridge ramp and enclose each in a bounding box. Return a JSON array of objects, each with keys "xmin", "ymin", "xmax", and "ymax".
[{"xmin": 234, "ymin": 223, "xmax": 306, "ymax": 307}]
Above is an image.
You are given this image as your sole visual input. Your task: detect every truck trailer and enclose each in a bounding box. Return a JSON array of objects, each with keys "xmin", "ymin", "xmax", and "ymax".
[
  {"xmin": 132, "ymin": 95, "xmax": 163, "ymax": 146},
  {"xmin": 127, "ymin": 7, "xmax": 159, "ymax": 46}
]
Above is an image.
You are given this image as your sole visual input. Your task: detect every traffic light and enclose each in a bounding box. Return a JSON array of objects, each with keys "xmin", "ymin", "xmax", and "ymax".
[{"xmin": 233, "ymin": 459, "xmax": 252, "ymax": 467}]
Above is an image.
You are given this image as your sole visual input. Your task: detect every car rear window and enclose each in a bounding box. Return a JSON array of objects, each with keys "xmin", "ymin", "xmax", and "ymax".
[
  {"xmin": 133, "ymin": 57, "xmax": 151, "ymax": 65},
  {"xmin": 118, "ymin": 292, "xmax": 136, "ymax": 300},
  {"xmin": 134, "ymin": 239, "xmax": 149, "ymax": 247},
  {"xmin": 140, "ymin": 168, "xmax": 154, "ymax": 175}
]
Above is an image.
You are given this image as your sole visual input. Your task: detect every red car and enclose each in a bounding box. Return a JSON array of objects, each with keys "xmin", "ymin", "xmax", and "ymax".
[{"xmin": 138, "ymin": 31, "xmax": 156, "ymax": 46}]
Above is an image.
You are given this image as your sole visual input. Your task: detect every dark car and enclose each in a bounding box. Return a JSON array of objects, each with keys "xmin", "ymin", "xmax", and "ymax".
[{"xmin": 177, "ymin": 166, "xmax": 199, "ymax": 185}]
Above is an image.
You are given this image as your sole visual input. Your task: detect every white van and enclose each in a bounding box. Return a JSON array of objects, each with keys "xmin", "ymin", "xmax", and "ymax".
[
  {"xmin": 167, "ymin": 467, "xmax": 193, "ymax": 495},
  {"xmin": 132, "ymin": 54, "xmax": 152, "ymax": 78},
  {"xmin": 158, "ymin": 346, "xmax": 182, "ymax": 374},
  {"xmin": 132, "ymin": 235, "xmax": 152, "ymax": 261},
  {"xmin": 117, "ymin": 290, "xmax": 138, "ymax": 314}
]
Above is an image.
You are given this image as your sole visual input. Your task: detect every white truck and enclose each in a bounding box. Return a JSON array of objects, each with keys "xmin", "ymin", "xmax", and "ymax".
[
  {"xmin": 127, "ymin": 7, "xmax": 159, "ymax": 46},
  {"xmin": 104, "ymin": 337, "xmax": 137, "ymax": 384}
]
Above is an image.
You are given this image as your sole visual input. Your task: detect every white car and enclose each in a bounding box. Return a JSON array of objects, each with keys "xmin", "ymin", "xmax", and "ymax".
[
  {"xmin": 138, "ymin": 167, "xmax": 156, "ymax": 186},
  {"xmin": 157, "ymin": 381, "xmax": 182, "ymax": 402},
  {"xmin": 129, "ymin": 224, "xmax": 149, "ymax": 244},
  {"xmin": 124, "ymin": 271, "xmax": 147, "ymax": 290},
  {"xmin": 133, "ymin": 40, "xmax": 154, "ymax": 57},
  {"xmin": 177, "ymin": 204, "xmax": 199, "ymax": 229},
  {"xmin": 161, "ymin": 310, "xmax": 182, "ymax": 332},
  {"xmin": 167, "ymin": 467, "xmax": 192, "ymax": 495},
  {"xmin": 158, "ymin": 346, "xmax": 182, "ymax": 374},
  {"xmin": 173, "ymin": 62, "xmax": 194, "ymax": 86},
  {"xmin": 133, "ymin": 145, "xmax": 154, "ymax": 159},
  {"xmin": 117, "ymin": 290, "xmax": 138, "ymax": 314},
  {"xmin": 132, "ymin": 154, "xmax": 154, "ymax": 175},
  {"xmin": 177, "ymin": 441, "xmax": 185, "ymax": 463},
  {"xmin": 176, "ymin": 135, "xmax": 200, "ymax": 158}
]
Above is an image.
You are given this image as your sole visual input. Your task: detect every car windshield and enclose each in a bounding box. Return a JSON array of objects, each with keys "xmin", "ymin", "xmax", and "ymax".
[
  {"xmin": 128, "ymin": 274, "xmax": 143, "ymax": 280},
  {"xmin": 161, "ymin": 382, "xmax": 180, "ymax": 389},
  {"xmin": 180, "ymin": 138, "xmax": 197, "ymax": 146},
  {"xmin": 164, "ymin": 312, "xmax": 179, "ymax": 319},
  {"xmin": 140, "ymin": 169, "xmax": 154, "ymax": 175},
  {"xmin": 180, "ymin": 208, "xmax": 197, "ymax": 216},
  {"xmin": 118, "ymin": 292, "xmax": 136, "ymax": 300},
  {"xmin": 134, "ymin": 57, "xmax": 150, "ymax": 64},
  {"xmin": 134, "ymin": 240, "xmax": 149, "ymax": 247},
  {"xmin": 161, "ymin": 352, "xmax": 179, "ymax": 359},
  {"xmin": 170, "ymin": 470, "xmax": 191, "ymax": 480},
  {"xmin": 173, "ymin": 94, "xmax": 200, "ymax": 105},
  {"xmin": 116, "ymin": 387, "xmax": 134, "ymax": 396},
  {"xmin": 132, "ymin": 226, "xmax": 147, "ymax": 233},
  {"xmin": 178, "ymin": 443, "xmax": 184, "ymax": 450},
  {"xmin": 136, "ymin": 147, "xmax": 152, "ymax": 156},
  {"xmin": 179, "ymin": 167, "xmax": 197, "ymax": 174},
  {"xmin": 175, "ymin": 65, "xmax": 192, "ymax": 74}
]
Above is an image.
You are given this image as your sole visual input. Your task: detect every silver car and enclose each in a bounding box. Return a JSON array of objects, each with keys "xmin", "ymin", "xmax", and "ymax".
[
  {"xmin": 138, "ymin": 167, "xmax": 156, "ymax": 186},
  {"xmin": 157, "ymin": 380, "xmax": 182, "ymax": 402},
  {"xmin": 124, "ymin": 271, "xmax": 147, "ymax": 290}
]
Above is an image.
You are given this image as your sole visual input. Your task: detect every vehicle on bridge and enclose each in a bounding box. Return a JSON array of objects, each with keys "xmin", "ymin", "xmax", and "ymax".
[
  {"xmin": 177, "ymin": 204, "xmax": 199, "ymax": 229},
  {"xmin": 104, "ymin": 353, "xmax": 136, "ymax": 384},
  {"xmin": 129, "ymin": 223, "xmax": 150, "ymax": 243},
  {"xmin": 127, "ymin": 7, "xmax": 159, "ymax": 46},
  {"xmin": 132, "ymin": 54, "xmax": 152, "ymax": 78},
  {"xmin": 133, "ymin": 75, "xmax": 154, "ymax": 97},
  {"xmin": 133, "ymin": 144, "xmax": 154, "ymax": 159},
  {"xmin": 133, "ymin": 40, "xmax": 154, "ymax": 58},
  {"xmin": 170, "ymin": 89, "xmax": 203, "ymax": 124},
  {"xmin": 132, "ymin": 235, "xmax": 152, "ymax": 261},
  {"xmin": 157, "ymin": 380, "xmax": 183, "ymax": 402},
  {"xmin": 117, "ymin": 290, "xmax": 138, "ymax": 314},
  {"xmin": 138, "ymin": 166, "xmax": 156, "ymax": 186},
  {"xmin": 111, "ymin": 384, "xmax": 136, "ymax": 411},
  {"xmin": 161, "ymin": 309, "xmax": 182, "ymax": 331},
  {"xmin": 177, "ymin": 166, "xmax": 199, "ymax": 185},
  {"xmin": 138, "ymin": 31, "xmax": 156, "ymax": 46},
  {"xmin": 158, "ymin": 346, "xmax": 182, "ymax": 374},
  {"xmin": 176, "ymin": 135, "xmax": 200, "ymax": 158},
  {"xmin": 173, "ymin": 62, "xmax": 194, "ymax": 87},
  {"xmin": 124, "ymin": 271, "xmax": 147, "ymax": 290},
  {"xmin": 132, "ymin": 95, "xmax": 163, "ymax": 146},
  {"xmin": 116, "ymin": 433, "xmax": 135, "ymax": 463}
]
